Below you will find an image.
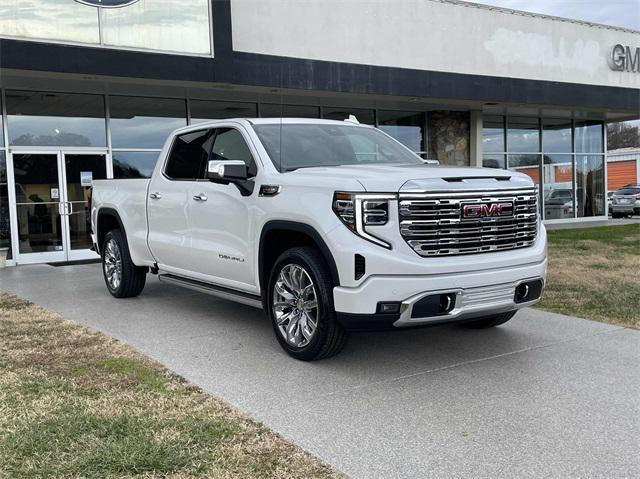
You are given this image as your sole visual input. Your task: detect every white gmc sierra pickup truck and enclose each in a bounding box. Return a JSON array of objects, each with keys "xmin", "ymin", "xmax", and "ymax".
[{"xmin": 91, "ymin": 118, "xmax": 547, "ymax": 360}]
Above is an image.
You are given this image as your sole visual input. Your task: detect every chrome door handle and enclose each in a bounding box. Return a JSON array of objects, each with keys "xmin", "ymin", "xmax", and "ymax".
[
  {"xmin": 149, "ymin": 192, "xmax": 162, "ymax": 200},
  {"xmin": 193, "ymin": 193, "xmax": 208, "ymax": 202}
]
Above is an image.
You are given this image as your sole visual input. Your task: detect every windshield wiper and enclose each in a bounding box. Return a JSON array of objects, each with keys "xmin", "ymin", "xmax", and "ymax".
[{"xmin": 283, "ymin": 165, "xmax": 323, "ymax": 172}]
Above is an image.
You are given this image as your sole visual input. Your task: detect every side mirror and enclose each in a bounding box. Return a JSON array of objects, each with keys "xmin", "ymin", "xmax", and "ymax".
[
  {"xmin": 206, "ymin": 159, "xmax": 254, "ymax": 196},
  {"xmin": 207, "ymin": 159, "xmax": 248, "ymax": 182},
  {"xmin": 421, "ymin": 158, "xmax": 440, "ymax": 165}
]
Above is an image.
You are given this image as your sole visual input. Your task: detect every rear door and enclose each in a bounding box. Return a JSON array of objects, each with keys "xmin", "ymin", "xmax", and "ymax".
[
  {"xmin": 147, "ymin": 129, "xmax": 214, "ymax": 273},
  {"xmin": 187, "ymin": 126, "xmax": 259, "ymax": 291}
]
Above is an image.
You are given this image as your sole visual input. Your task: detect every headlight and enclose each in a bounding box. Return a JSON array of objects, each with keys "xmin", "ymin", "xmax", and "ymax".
[{"xmin": 333, "ymin": 192, "xmax": 395, "ymax": 248}]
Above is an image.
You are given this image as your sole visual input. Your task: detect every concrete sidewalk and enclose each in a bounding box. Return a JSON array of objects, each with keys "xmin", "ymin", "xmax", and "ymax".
[{"xmin": 1, "ymin": 264, "xmax": 638, "ymax": 478}]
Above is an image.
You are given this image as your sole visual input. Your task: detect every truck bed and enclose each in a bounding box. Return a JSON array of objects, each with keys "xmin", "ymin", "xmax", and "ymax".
[{"xmin": 91, "ymin": 178, "xmax": 154, "ymax": 266}]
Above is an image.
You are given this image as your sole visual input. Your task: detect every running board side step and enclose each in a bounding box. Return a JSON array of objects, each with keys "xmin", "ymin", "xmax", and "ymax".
[{"xmin": 158, "ymin": 273, "xmax": 263, "ymax": 309}]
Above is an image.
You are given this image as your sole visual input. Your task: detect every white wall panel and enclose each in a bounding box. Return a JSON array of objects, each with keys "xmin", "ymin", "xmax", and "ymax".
[{"xmin": 231, "ymin": 0, "xmax": 640, "ymax": 89}]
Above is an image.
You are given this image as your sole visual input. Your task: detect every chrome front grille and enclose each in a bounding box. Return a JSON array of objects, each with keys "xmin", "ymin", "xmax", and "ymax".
[{"xmin": 399, "ymin": 188, "xmax": 538, "ymax": 257}]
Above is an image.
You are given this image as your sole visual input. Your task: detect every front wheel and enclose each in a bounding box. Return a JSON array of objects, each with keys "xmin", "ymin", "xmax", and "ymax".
[
  {"xmin": 267, "ymin": 247, "xmax": 348, "ymax": 361},
  {"xmin": 463, "ymin": 311, "xmax": 517, "ymax": 329},
  {"xmin": 102, "ymin": 229, "xmax": 146, "ymax": 298}
]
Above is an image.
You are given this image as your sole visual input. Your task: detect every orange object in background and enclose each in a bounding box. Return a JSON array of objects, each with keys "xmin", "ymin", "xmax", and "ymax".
[
  {"xmin": 555, "ymin": 166, "xmax": 572, "ymax": 183},
  {"xmin": 518, "ymin": 167, "xmax": 540, "ymax": 184},
  {"xmin": 608, "ymin": 160, "xmax": 637, "ymax": 191}
]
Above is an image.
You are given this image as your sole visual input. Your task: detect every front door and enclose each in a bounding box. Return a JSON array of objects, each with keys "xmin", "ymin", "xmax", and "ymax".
[
  {"xmin": 11, "ymin": 151, "xmax": 107, "ymax": 264},
  {"xmin": 187, "ymin": 127, "xmax": 258, "ymax": 291}
]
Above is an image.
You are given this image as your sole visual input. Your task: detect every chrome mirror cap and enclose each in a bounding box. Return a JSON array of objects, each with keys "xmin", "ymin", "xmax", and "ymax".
[{"xmin": 207, "ymin": 159, "xmax": 248, "ymax": 181}]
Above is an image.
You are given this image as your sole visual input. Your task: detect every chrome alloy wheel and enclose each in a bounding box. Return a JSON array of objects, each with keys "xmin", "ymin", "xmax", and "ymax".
[
  {"xmin": 272, "ymin": 264, "xmax": 319, "ymax": 348},
  {"xmin": 103, "ymin": 238, "xmax": 122, "ymax": 291}
]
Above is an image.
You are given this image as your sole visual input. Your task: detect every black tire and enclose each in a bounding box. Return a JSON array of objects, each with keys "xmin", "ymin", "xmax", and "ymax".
[
  {"xmin": 102, "ymin": 229, "xmax": 146, "ymax": 298},
  {"xmin": 267, "ymin": 246, "xmax": 348, "ymax": 361},
  {"xmin": 611, "ymin": 212, "xmax": 624, "ymax": 219},
  {"xmin": 463, "ymin": 310, "xmax": 517, "ymax": 329}
]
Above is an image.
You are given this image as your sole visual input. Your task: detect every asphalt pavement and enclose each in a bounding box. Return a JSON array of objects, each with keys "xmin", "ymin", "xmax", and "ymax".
[{"xmin": 1, "ymin": 264, "xmax": 638, "ymax": 478}]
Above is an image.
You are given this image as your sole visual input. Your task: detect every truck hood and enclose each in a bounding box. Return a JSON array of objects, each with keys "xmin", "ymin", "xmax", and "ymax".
[{"xmin": 287, "ymin": 164, "xmax": 534, "ymax": 192}]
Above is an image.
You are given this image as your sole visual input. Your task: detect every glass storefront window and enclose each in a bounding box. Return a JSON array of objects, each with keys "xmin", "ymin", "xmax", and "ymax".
[
  {"xmin": 101, "ymin": 0, "xmax": 211, "ymax": 55},
  {"xmin": 112, "ymin": 151, "xmax": 160, "ymax": 179},
  {"xmin": 260, "ymin": 104, "xmax": 320, "ymax": 119},
  {"xmin": 508, "ymin": 154, "xmax": 541, "ymax": 185},
  {"xmin": 322, "ymin": 107, "xmax": 375, "ymax": 125},
  {"xmin": 482, "ymin": 115, "xmax": 505, "ymax": 153},
  {"xmin": 577, "ymin": 155, "xmax": 605, "ymax": 217},
  {"xmin": 542, "ymin": 119, "xmax": 572, "ymax": 153},
  {"xmin": 0, "ymin": 152, "xmax": 11, "ymax": 260},
  {"xmin": 190, "ymin": 100, "xmax": 257, "ymax": 124},
  {"xmin": 378, "ymin": 111, "xmax": 424, "ymax": 153},
  {"xmin": 0, "ymin": 0, "xmax": 99, "ymax": 44},
  {"xmin": 575, "ymin": 121, "xmax": 604, "ymax": 153},
  {"xmin": 109, "ymin": 96, "xmax": 186, "ymax": 149},
  {"xmin": 507, "ymin": 117, "xmax": 540, "ymax": 153},
  {"xmin": 543, "ymin": 154, "xmax": 574, "ymax": 220},
  {"xmin": 483, "ymin": 154, "xmax": 506, "ymax": 170},
  {"xmin": 6, "ymin": 91, "xmax": 106, "ymax": 147}
]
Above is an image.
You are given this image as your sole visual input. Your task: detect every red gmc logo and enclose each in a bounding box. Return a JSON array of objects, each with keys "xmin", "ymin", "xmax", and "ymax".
[{"xmin": 462, "ymin": 202, "xmax": 514, "ymax": 219}]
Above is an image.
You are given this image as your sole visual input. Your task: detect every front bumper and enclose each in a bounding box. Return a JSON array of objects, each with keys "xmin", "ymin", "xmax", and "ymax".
[{"xmin": 333, "ymin": 258, "xmax": 547, "ymax": 330}]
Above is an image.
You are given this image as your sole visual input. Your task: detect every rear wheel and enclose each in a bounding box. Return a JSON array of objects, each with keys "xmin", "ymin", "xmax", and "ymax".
[
  {"xmin": 463, "ymin": 311, "xmax": 517, "ymax": 329},
  {"xmin": 102, "ymin": 229, "xmax": 146, "ymax": 298},
  {"xmin": 267, "ymin": 247, "xmax": 348, "ymax": 361}
]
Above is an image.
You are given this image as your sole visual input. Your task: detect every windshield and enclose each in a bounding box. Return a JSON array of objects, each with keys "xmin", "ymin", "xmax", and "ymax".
[{"xmin": 252, "ymin": 123, "xmax": 422, "ymax": 171}]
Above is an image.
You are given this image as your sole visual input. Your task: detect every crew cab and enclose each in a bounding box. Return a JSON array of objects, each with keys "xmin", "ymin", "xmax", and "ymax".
[{"xmin": 91, "ymin": 118, "xmax": 547, "ymax": 360}]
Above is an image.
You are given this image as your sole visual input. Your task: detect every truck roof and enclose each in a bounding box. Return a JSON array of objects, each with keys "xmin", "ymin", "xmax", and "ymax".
[{"xmin": 176, "ymin": 117, "xmax": 370, "ymax": 131}]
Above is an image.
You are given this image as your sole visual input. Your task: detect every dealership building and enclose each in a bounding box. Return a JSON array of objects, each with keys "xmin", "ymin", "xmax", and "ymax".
[{"xmin": 0, "ymin": 0, "xmax": 638, "ymax": 265}]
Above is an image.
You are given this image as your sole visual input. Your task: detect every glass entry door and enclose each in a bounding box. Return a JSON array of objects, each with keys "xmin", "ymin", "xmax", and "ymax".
[
  {"xmin": 11, "ymin": 151, "xmax": 107, "ymax": 264},
  {"xmin": 13, "ymin": 152, "xmax": 66, "ymax": 263},
  {"xmin": 63, "ymin": 153, "xmax": 107, "ymax": 260}
]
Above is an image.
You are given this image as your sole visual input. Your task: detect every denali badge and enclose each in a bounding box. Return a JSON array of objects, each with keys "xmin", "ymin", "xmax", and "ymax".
[{"xmin": 462, "ymin": 202, "xmax": 514, "ymax": 219}]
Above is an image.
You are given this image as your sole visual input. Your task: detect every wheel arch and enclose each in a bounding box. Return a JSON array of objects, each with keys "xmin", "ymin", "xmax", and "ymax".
[
  {"xmin": 96, "ymin": 207, "xmax": 126, "ymax": 255},
  {"xmin": 258, "ymin": 221, "xmax": 340, "ymax": 303}
]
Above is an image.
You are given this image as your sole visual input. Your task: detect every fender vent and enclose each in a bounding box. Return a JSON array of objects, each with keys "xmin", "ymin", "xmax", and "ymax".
[{"xmin": 354, "ymin": 254, "xmax": 366, "ymax": 280}]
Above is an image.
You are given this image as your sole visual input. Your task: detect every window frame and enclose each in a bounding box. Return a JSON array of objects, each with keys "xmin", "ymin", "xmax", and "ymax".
[
  {"xmin": 205, "ymin": 126, "xmax": 259, "ymax": 180},
  {"xmin": 162, "ymin": 128, "xmax": 215, "ymax": 182}
]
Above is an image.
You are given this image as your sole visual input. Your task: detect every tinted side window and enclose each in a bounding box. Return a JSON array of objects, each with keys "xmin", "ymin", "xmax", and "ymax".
[
  {"xmin": 210, "ymin": 128, "xmax": 257, "ymax": 177},
  {"xmin": 165, "ymin": 129, "xmax": 214, "ymax": 180}
]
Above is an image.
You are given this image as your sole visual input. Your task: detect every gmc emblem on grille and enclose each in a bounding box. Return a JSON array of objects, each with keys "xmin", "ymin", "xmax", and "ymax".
[{"xmin": 461, "ymin": 202, "xmax": 514, "ymax": 219}]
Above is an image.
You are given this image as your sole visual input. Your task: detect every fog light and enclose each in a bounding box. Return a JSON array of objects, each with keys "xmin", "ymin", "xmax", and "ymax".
[
  {"xmin": 514, "ymin": 279, "xmax": 543, "ymax": 304},
  {"xmin": 515, "ymin": 283, "xmax": 530, "ymax": 303},
  {"xmin": 377, "ymin": 302, "xmax": 401, "ymax": 314}
]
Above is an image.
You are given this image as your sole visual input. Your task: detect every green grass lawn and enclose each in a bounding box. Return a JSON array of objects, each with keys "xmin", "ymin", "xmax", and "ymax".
[
  {"xmin": 0, "ymin": 294, "xmax": 341, "ymax": 479},
  {"xmin": 536, "ymin": 223, "xmax": 640, "ymax": 328}
]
